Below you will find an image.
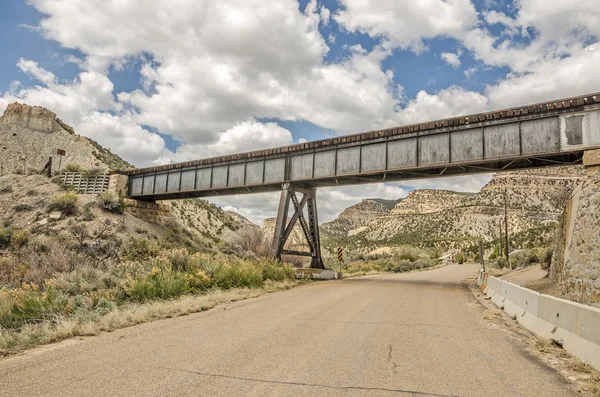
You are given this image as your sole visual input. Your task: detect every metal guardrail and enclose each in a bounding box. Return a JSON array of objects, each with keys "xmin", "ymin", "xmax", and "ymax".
[{"xmin": 61, "ymin": 172, "xmax": 110, "ymax": 194}]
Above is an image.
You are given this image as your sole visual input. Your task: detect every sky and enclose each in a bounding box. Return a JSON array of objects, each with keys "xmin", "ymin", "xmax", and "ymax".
[{"xmin": 1, "ymin": 0, "xmax": 599, "ymax": 224}]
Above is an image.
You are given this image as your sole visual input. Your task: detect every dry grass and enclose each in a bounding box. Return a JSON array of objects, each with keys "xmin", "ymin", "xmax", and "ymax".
[
  {"xmin": 590, "ymin": 371, "xmax": 600, "ymax": 396},
  {"xmin": 0, "ymin": 279, "xmax": 300, "ymax": 356},
  {"xmin": 483, "ymin": 309, "xmax": 503, "ymax": 321},
  {"xmin": 532, "ymin": 337, "xmax": 600, "ymax": 396}
]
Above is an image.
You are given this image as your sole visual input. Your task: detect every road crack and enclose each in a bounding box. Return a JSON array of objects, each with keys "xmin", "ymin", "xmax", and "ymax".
[
  {"xmin": 167, "ymin": 367, "xmax": 462, "ymax": 396},
  {"xmin": 387, "ymin": 344, "xmax": 399, "ymax": 374}
]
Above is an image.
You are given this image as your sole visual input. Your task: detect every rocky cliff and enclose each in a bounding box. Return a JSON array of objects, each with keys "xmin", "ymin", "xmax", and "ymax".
[
  {"xmin": 551, "ymin": 173, "xmax": 600, "ymax": 306},
  {"xmin": 0, "ymin": 102, "xmax": 132, "ymax": 173},
  {"xmin": 321, "ymin": 166, "xmax": 585, "ymax": 253}
]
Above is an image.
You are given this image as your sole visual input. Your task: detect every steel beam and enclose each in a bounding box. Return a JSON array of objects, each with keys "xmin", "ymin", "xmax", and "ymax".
[{"xmin": 271, "ymin": 183, "xmax": 324, "ymax": 269}]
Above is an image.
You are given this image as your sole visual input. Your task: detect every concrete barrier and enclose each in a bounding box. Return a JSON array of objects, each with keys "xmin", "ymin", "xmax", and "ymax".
[{"xmin": 482, "ymin": 274, "xmax": 600, "ymax": 370}]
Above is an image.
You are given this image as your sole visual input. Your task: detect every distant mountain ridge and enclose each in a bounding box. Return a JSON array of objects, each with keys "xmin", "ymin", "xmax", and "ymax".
[{"xmin": 321, "ymin": 166, "xmax": 585, "ymax": 253}]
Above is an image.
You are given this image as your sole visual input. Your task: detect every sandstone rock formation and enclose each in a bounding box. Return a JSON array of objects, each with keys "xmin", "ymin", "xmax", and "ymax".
[{"xmin": 0, "ymin": 102, "xmax": 131, "ymax": 174}]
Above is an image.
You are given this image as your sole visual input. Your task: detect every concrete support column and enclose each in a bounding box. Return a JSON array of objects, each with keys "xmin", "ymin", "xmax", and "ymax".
[
  {"xmin": 108, "ymin": 173, "xmax": 129, "ymax": 196},
  {"xmin": 124, "ymin": 198, "xmax": 171, "ymax": 224}
]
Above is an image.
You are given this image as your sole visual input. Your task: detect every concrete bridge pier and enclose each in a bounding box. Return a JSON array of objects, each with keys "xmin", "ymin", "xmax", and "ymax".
[
  {"xmin": 271, "ymin": 183, "xmax": 324, "ymax": 269},
  {"xmin": 583, "ymin": 149, "xmax": 600, "ymax": 176}
]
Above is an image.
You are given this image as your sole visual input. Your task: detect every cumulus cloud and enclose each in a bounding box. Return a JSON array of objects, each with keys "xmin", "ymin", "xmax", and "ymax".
[
  {"xmin": 441, "ymin": 50, "xmax": 462, "ymax": 68},
  {"xmin": 158, "ymin": 120, "xmax": 293, "ymax": 164},
  {"xmin": 3, "ymin": 0, "xmax": 599, "ymax": 224},
  {"xmin": 334, "ymin": 0, "xmax": 478, "ymax": 53}
]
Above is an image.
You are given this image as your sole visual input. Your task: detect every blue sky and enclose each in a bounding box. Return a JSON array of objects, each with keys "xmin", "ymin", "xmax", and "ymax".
[
  {"xmin": 1, "ymin": 0, "xmax": 512, "ymax": 149},
  {"xmin": 1, "ymin": 0, "xmax": 598, "ymax": 222}
]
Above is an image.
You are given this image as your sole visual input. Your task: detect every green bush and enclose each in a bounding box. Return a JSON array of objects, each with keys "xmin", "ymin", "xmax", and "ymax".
[
  {"xmin": 122, "ymin": 237, "xmax": 159, "ymax": 262},
  {"xmin": 98, "ymin": 191, "xmax": 125, "ymax": 214},
  {"xmin": 455, "ymin": 251, "xmax": 466, "ymax": 264},
  {"xmin": 0, "ymin": 227, "xmax": 13, "ymax": 249},
  {"xmin": 212, "ymin": 261, "xmax": 263, "ymax": 289},
  {"xmin": 48, "ymin": 192, "xmax": 78, "ymax": 215},
  {"xmin": 0, "ymin": 286, "xmax": 70, "ymax": 330},
  {"xmin": 124, "ymin": 264, "xmax": 189, "ymax": 302},
  {"xmin": 10, "ymin": 230, "xmax": 30, "ymax": 249},
  {"xmin": 395, "ymin": 246, "xmax": 420, "ymax": 262},
  {"xmin": 258, "ymin": 260, "xmax": 294, "ymax": 281}
]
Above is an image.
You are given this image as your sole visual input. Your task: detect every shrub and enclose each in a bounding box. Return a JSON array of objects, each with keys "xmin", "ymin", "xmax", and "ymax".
[
  {"xmin": 236, "ymin": 228, "xmax": 270, "ymax": 257},
  {"xmin": 537, "ymin": 247, "xmax": 553, "ymax": 270},
  {"xmin": 0, "ymin": 286, "xmax": 70, "ymax": 330},
  {"xmin": 0, "ymin": 257, "xmax": 29, "ymax": 286},
  {"xmin": 12, "ymin": 203, "xmax": 33, "ymax": 212},
  {"xmin": 82, "ymin": 203, "xmax": 95, "ymax": 221},
  {"xmin": 495, "ymin": 257, "xmax": 509, "ymax": 268},
  {"xmin": 396, "ymin": 246, "xmax": 420, "ymax": 262},
  {"xmin": 122, "ymin": 237, "xmax": 159, "ymax": 262},
  {"xmin": 258, "ymin": 259, "xmax": 294, "ymax": 281},
  {"xmin": 48, "ymin": 192, "xmax": 78, "ymax": 215},
  {"xmin": 455, "ymin": 251, "xmax": 466, "ymax": 264},
  {"xmin": 64, "ymin": 163, "xmax": 83, "ymax": 172},
  {"xmin": 158, "ymin": 248, "xmax": 191, "ymax": 271},
  {"xmin": 0, "ymin": 227, "xmax": 13, "ymax": 249},
  {"xmin": 124, "ymin": 264, "xmax": 189, "ymax": 302},
  {"xmin": 510, "ymin": 249, "xmax": 538, "ymax": 269},
  {"xmin": 52, "ymin": 267, "xmax": 116, "ymax": 295},
  {"xmin": 212, "ymin": 260, "xmax": 263, "ymax": 289},
  {"xmin": 98, "ymin": 190, "xmax": 125, "ymax": 214},
  {"xmin": 10, "ymin": 230, "xmax": 30, "ymax": 249}
]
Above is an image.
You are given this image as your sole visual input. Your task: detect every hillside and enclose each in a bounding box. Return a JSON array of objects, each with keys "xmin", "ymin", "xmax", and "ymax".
[
  {"xmin": 321, "ymin": 166, "xmax": 586, "ymax": 254},
  {"xmin": 0, "ymin": 103, "xmax": 257, "ymax": 252},
  {"xmin": 0, "ymin": 103, "xmax": 132, "ymax": 173}
]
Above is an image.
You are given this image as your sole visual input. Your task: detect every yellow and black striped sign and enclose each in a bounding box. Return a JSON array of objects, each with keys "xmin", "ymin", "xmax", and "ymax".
[{"xmin": 337, "ymin": 247, "xmax": 343, "ymax": 262}]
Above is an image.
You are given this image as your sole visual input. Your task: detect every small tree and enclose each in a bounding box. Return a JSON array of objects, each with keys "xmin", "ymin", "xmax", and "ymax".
[{"xmin": 98, "ymin": 190, "xmax": 125, "ymax": 214}]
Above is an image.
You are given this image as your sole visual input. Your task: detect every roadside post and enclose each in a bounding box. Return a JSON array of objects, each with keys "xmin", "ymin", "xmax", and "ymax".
[
  {"xmin": 337, "ymin": 247, "xmax": 343, "ymax": 279},
  {"xmin": 478, "ymin": 240, "xmax": 486, "ymax": 286},
  {"xmin": 54, "ymin": 149, "xmax": 66, "ymax": 172}
]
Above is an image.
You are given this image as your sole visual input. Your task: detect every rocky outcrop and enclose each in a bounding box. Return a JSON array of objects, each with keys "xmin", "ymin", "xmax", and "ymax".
[
  {"xmin": 322, "ymin": 199, "xmax": 395, "ymax": 237},
  {"xmin": 552, "ymin": 176, "xmax": 600, "ymax": 307},
  {"xmin": 0, "ymin": 102, "xmax": 131, "ymax": 174},
  {"xmin": 391, "ymin": 190, "xmax": 472, "ymax": 214},
  {"xmin": 0, "ymin": 103, "xmax": 66, "ymax": 133}
]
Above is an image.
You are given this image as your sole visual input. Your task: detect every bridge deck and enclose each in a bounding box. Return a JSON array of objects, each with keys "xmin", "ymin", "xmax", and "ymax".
[{"xmin": 127, "ymin": 93, "xmax": 600, "ymax": 200}]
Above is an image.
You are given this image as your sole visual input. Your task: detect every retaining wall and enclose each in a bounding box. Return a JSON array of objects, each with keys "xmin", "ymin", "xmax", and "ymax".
[
  {"xmin": 480, "ymin": 274, "xmax": 600, "ymax": 370},
  {"xmin": 124, "ymin": 199, "xmax": 171, "ymax": 224},
  {"xmin": 61, "ymin": 172, "xmax": 110, "ymax": 194}
]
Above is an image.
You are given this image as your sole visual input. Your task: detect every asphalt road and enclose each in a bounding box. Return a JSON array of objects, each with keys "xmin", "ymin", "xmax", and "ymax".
[{"xmin": 0, "ymin": 264, "xmax": 577, "ymax": 397}]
